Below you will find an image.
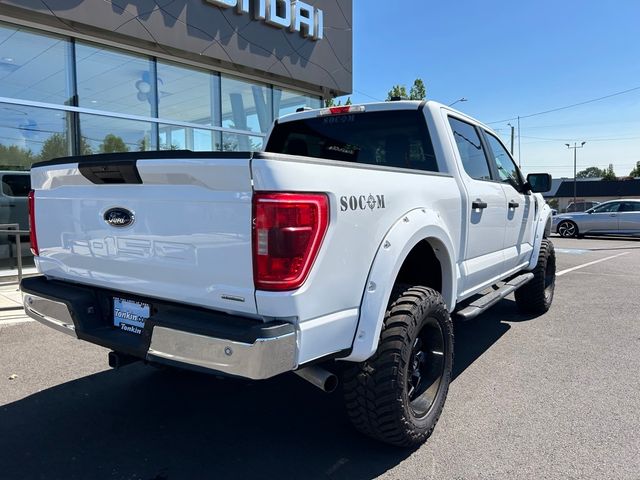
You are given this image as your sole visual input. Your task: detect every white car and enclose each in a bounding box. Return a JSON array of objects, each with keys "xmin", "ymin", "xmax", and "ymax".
[{"xmin": 21, "ymin": 101, "xmax": 554, "ymax": 447}]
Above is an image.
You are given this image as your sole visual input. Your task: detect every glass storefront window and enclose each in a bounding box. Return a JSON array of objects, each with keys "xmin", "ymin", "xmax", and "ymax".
[
  {"xmin": 0, "ymin": 103, "xmax": 71, "ymax": 169},
  {"xmin": 274, "ymin": 88, "xmax": 322, "ymax": 118},
  {"xmin": 80, "ymin": 114, "xmax": 154, "ymax": 153},
  {"xmin": 157, "ymin": 61, "xmax": 217, "ymax": 126},
  {"xmin": 221, "ymin": 76, "xmax": 272, "ymax": 134},
  {"xmin": 0, "ymin": 22, "xmax": 73, "ymax": 105},
  {"xmin": 222, "ymin": 133, "xmax": 264, "ymax": 152},
  {"xmin": 159, "ymin": 125, "xmax": 220, "ymax": 151},
  {"xmin": 76, "ymin": 43, "xmax": 155, "ymax": 117}
]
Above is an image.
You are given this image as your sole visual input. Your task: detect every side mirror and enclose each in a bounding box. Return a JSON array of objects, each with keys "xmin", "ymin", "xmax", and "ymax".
[{"xmin": 526, "ymin": 173, "xmax": 552, "ymax": 193}]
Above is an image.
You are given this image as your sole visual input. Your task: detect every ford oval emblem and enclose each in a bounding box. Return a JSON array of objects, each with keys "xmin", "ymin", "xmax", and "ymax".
[{"xmin": 104, "ymin": 208, "xmax": 135, "ymax": 228}]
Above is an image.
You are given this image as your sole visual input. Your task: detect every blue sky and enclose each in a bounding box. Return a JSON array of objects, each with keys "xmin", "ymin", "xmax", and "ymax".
[{"xmin": 346, "ymin": 0, "xmax": 640, "ymax": 178}]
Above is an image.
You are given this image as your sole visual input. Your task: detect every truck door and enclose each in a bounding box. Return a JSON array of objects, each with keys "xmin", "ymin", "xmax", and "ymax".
[
  {"xmin": 448, "ymin": 117, "xmax": 508, "ymax": 295},
  {"xmin": 482, "ymin": 132, "xmax": 534, "ymax": 272}
]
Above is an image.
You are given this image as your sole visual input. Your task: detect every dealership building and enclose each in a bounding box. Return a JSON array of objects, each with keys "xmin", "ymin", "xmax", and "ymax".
[{"xmin": 0, "ymin": 0, "xmax": 353, "ymax": 168}]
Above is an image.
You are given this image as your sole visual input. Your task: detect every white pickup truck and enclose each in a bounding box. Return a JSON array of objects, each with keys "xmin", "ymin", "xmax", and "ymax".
[{"xmin": 21, "ymin": 101, "xmax": 555, "ymax": 447}]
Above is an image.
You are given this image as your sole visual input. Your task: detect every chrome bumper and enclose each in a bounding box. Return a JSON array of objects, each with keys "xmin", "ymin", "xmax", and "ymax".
[
  {"xmin": 23, "ymin": 293, "xmax": 77, "ymax": 337},
  {"xmin": 21, "ymin": 291, "xmax": 297, "ymax": 380},
  {"xmin": 148, "ymin": 327, "xmax": 297, "ymax": 380}
]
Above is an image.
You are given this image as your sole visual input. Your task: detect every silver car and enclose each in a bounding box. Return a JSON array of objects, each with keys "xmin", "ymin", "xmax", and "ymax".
[{"xmin": 553, "ymin": 199, "xmax": 640, "ymax": 238}]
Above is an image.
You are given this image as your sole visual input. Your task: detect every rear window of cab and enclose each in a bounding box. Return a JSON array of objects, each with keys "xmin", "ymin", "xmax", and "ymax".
[{"xmin": 265, "ymin": 110, "xmax": 439, "ymax": 173}]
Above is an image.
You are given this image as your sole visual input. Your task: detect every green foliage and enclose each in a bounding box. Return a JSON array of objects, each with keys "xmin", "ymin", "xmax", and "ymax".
[
  {"xmin": 99, "ymin": 134, "xmax": 129, "ymax": 154},
  {"xmin": 629, "ymin": 161, "xmax": 640, "ymax": 177},
  {"xmin": 601, "ymin": 163, "xmax": 617, "ymax": 181},
  {"xmin": 576, "ymin": 166, "xmax": 605, "ymax": 179},
  {"xmin": 387, "ymin": 79, "xmax": 427, "ymax": 101},
  {"xmin": 0, "ymin": 143, "xmax": 36, "ymax": 170},
  {"xmin": 409, "ymin": 79, "xmax": 427, "ymax": 101},
  {"xmin": 547, "ymin": 198, "xmax": 559, "ymax": 210},
  {"xmin": 39, "ymin": 133, "xmax": 70, "ymax": 161},
  {"xmin": 387, "ymin": 85, "xmax": 409, "ymax": 101},
  {"xmin": 325, "ymin": 96, "xmax": 352, "ymax": 107},
  {"xmin": 40, "ymin": 133, "xmax": 93, "ymax": 161}
]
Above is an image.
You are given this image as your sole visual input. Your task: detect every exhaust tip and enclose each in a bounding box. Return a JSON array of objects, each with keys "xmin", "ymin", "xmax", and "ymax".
[
  {"xmin": 324, "ymin": 374, "xmax": 339, "ymax": 394},
  {"xmin": 294, "ymin": 365, "xmax": 338, "ymax": 393}
]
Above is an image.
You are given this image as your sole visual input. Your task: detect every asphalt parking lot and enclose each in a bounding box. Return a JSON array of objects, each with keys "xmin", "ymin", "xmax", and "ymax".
[{"xmin": 1, "ymin": 236, "xmax": 639, "ymax": 480}]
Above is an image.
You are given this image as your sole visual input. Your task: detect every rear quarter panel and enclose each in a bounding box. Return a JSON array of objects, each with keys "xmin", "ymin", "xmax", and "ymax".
[{"xmin": 251, "ymin": 153, "xmax": 462, "ymax": 335}]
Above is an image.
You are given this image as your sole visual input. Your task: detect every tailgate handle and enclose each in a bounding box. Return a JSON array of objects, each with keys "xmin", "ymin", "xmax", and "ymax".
[{"xmin": 79, "ymin": 160, "xmax": 142, "ymax": 185}]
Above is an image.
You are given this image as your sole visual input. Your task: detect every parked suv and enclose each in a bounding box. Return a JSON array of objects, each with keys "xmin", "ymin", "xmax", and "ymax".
[
  {"xmin": 0, "ymin": 171, "xmax": 31, "ymax": 260},
  {"xmin": 564, "ymin": 200, "xmax": 600, "ymax": 213}
]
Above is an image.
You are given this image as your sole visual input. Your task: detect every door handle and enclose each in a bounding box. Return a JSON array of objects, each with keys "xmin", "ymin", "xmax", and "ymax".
[
  {"xmin": 509, "ymin": 200, "xmax": 520, "ymax": 209},
  {"xmin": 472, "ymin": 200, "xmax": 488, "ymax": 210},
  {"xmin": 610, "ymin": 214, "xmax": 617, "ymax": 217}
]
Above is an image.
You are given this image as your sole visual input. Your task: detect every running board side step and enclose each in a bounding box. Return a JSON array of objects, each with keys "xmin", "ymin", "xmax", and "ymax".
[{"xmin": 456, "ymin": 273, "xmax": 534, "ymax": 320}]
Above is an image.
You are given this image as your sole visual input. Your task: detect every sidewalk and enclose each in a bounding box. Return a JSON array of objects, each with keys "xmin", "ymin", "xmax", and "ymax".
[{"xmin": 0, "ymin": 280, "xmax": 30, "ymax": 324}]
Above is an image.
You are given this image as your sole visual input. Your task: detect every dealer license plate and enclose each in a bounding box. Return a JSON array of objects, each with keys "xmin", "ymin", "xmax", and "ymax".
[{"xmin": 113, "ymin": 297, "xmax": 150, "ymax": 335}]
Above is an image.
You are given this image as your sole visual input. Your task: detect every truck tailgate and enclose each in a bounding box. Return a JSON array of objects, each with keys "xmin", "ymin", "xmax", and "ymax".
[{"xmin": 31, "ymin": 152, "xmax": 257, "ymax": 315}]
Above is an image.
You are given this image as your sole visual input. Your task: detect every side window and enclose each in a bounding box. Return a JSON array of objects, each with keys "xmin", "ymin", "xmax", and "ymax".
[
  {"xmin": 592, "ymin": 202, "xmax": 620, "ymax": 213},
  {"xmin": 484, "ymin": 133, "xmax": 522, "ymax": 190},
  {"xmin": 448, "ymin": 117, "xmax": 491, "ymax": 181},
  {"xmin": 620, "ymin": 202, "xmax": 640, "ymax": 212},
  {"xmin": 1, "ymin": 175, "xmax": 31, "ymax": 197}
]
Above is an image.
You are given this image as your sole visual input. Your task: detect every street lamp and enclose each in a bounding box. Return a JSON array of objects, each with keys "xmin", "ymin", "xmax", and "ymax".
[
  {"xmin": 566, "ymin": 142, "xmax": 586, "ymax": 209},
  {"xmin": 448, "ymin": 97, "xmax": 468, "ymax": 107}
]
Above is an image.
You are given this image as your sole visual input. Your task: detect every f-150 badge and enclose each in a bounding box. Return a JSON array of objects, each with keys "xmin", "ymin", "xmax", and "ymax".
[{"xmin": 340, "ymin": 194, "xmax": 386, "ymax": 212}]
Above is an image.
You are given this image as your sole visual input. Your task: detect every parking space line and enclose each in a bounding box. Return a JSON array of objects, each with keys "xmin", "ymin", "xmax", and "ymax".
[{"xmin": 557, "ymin": 252, "xmax": 630, "ymax": 277}]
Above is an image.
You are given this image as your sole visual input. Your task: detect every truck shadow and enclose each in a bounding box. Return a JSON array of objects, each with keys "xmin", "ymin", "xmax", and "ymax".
[{"xmin": 0, "ymin": 299, "xmax": 535, "ymax": 480}]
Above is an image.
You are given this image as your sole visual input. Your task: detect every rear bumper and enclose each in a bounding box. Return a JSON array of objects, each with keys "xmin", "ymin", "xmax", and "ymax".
[{"xmin": 21, "ymin": 276, "xmax": 297, "ymax": 380}]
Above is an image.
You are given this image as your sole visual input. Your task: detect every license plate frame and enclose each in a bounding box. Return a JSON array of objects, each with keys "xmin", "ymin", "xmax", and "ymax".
[{"xmin": 113, "ymin": 297, "xmax": 151, "ymax": 335}]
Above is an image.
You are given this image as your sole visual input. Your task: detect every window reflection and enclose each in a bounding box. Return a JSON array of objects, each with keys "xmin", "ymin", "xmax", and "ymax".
[
  {"xmin": 0, "ymin": 103, "xmax": 71, "ymax": 169},
  {"xmin": 274, "ymin": 88, "xmax": 321, "ymax": 117},
  {"xmin": 221, "ymin": 76, "xmax": 272, "ymax": 134},
  {"xmin": 157, "ymin": 61, "xmax": 216, "ymax": 125},
  {"xmin": 76, "ymin": 43, "xmax": 155, "ymax": 117},
  {"xmin": 0, "ymin": 23, "xmax": 73, "ymax": 105},
  {"xmin": 222, "ymin": 133, "xmax": 264, "ymax": 152},
  {"xmin": 159, "ymin": 125, "xmax": 219, "ymax": 151},
  {"xmin": 80, "ymin": 114, "xmax": 154, "ymax": 153}
]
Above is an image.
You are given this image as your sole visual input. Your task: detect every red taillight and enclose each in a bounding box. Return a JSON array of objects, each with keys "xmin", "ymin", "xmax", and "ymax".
[
  {"xmin": 319, "ymin": 105, "xmax": 366, "ymax": 116},
  {"xmin": 253, "ymin": 192, "xmax": 329, "ymax": 291},
  {"xmin": 28, "ymin": 190, "xmax": 39, "ymax": 256}
]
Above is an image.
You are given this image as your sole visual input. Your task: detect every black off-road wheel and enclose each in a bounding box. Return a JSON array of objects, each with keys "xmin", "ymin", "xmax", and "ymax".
[
  {"xmin": 515, "ymin": 239, "xmax": 556, "ymax": 314},
  {"xmin": 343, "ymin": 286, "xmax": 454, "ymax": 447}
]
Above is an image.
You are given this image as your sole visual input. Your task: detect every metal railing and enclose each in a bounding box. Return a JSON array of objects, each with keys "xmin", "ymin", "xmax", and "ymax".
[{"xmin": 0, "ymin": 223, "xmax": 29, "ymax": 312}]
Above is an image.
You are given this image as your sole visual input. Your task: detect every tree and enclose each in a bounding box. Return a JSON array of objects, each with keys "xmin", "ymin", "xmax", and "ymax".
[
  {"xmin": 99, "ymin": 134, "xmax": 129, "ymax": 153},
  {"xmin": 601, "ymin": 164, "xmax": 617, "ymax": 181},
  {"xmin": 576, "ymin": 166, "xmax": 605, "ymax": 179},
  {"xmin": 386, "ymin": 85, "xmax": 409, "ymax": 101},
  {"xmin": 325, "ymin": 96, "xmax": 352, "ymax": 108},
  {"xmin": 387, "ymin": 78, "xmax": 427, "ymax": 101},
  {"xmin": 0, "ymin": 143, "xmax": 36, "ymax": 170},
  {"xmin": 39, "ymin": 133, "xmax": 69, "ymax": 161},
  {"xmin": 324, "ymin": 97, "xmax": 336, "ymax": 107},
  {"xmin": 629, "ymin": 161, "xmax": 640, "ymax": 177},
  {"xmin": 409, "ymin": 79, "xmax": 426, "ymax": 101}
]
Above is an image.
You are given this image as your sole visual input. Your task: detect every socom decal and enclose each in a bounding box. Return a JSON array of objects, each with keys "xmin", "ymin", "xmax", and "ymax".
[{"xmin": 340, "ymin": 194, "xmax": 386, "ymax": 212}]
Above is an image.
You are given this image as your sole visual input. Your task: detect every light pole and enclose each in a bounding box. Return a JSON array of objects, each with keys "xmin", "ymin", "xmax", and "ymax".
[
  {"xmin": 448, "ymin": 97, "xmax": 468, "ymax": 107},
  {"xmin": 566, "ymin": 142, "xmax": 586, "ymax": 208}
]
